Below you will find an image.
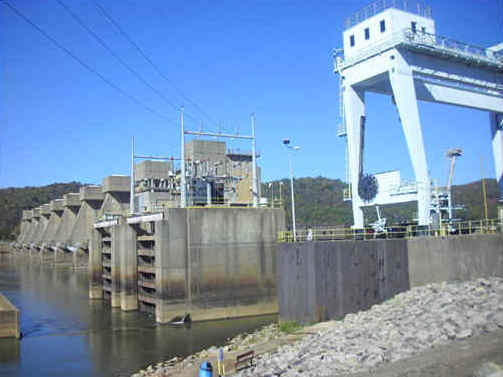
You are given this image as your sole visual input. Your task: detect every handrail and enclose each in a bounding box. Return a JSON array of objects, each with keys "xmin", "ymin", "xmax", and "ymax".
[
  {"xmin": 278, "ymin": 218, "xmax": 502, "ymax": 242},
  {"xmin": 345, "ymin": 0, "xmax": 432, "ymax": 30},
  {"xmin": 336, "ymin": 29, "xmax": 503, "ymax": 73}
]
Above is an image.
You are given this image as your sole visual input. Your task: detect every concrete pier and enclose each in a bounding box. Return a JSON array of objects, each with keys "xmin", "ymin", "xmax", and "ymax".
[
  {"xmin": 99, "ymin": 175, "xmax": 131, "ymax": 217},
  {"xmin": 27, "ymin": 208, "xmax": 41, "ymax": 256},
  {"xmin": 90, "ymin": 205, "xmax": 285, "ymax": 323},
  {"xmin": 69, "ymin": 186, "xmax": 104, "ymax": 268},
  {"xmin": 53, "ymin": 193, "xmax": 81, "ymax": 263},
  {"xmin": 19, "ymin": 210, "xmax": 32, "ymax": 251},
  {"xmin": 41, "ymin": 199, "xmax": 64, "ymax": 259},
  {"xmin": 35, "ymin": 204, "xmax": 52, "ymax": 261},
  {"xmin": 135, "ymin": 207, "xmax": 284, "ymax": 323},
  {"xmin": 16, "ymin": 210, "xmax": 32, "ymax": 251},
  {"xmin": 119, "ymin": 219, "xmax": 137, "ymax": 311},
  {"xmin": 89, "ymin": 226, "xmax": 106, "ymax": 300},
  {"xmin": 89, "ymin": 175, "xmax": 130, "ymax": 305},
  {"xmin": 0, "ymin": 293, "xmax": 20, "ymax": 339}
]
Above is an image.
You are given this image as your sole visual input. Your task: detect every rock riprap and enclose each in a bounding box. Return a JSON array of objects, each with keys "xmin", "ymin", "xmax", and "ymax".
[{"xmin": 234, "ymin": 277, "xmax": 503, "ymax": 377}]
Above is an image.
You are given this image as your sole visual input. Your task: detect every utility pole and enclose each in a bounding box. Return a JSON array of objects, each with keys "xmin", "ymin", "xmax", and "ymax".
[
  {"xmin": 181, "ymin": 106, "xmax": 186, "ymax": 208},
  {"xmin": 130, "ymin": 136, "xmax": 135, "ymax": 215},
  {"xmin": 251, "ymin": 113, "xmax": 258, "ymax": 208}
]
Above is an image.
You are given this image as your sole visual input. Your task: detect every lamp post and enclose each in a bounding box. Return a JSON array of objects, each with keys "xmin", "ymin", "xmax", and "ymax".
[{"xmin": 283, "ymin": 139, "xmax": 300, "ymax": 242}]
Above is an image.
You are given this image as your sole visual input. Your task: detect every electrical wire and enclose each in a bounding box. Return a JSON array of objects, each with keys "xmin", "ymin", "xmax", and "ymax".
[
  {"xmin": 56, "ymin": 0, "xmax": 182, "ymax": 115},
  {"xmin": 2, "ymin": 1, "xmax": 175, "ymax": 123},
  {"xmin": 92, "ymin": 0, "xmax": 219, "ymax": 127}
]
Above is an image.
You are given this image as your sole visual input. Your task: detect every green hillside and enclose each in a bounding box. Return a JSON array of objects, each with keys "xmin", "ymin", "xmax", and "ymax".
[
  {"xmin": 0, "ymin": 182, "xmax": 83, "ymax": 239},
  {"xmin": 0, "ymin": 178, "xmax": 499, "ymax": 240},
  {"xmin": 261, "ymin": 177, "xmax": 500, "ymax": 228}
]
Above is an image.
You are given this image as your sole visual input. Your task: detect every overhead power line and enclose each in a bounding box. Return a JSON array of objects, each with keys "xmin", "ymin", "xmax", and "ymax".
[
  {"xmin": 92, "ymin": 0, "xmax": 218, "ymax": 127},
  {"xmin": 56, "ymin": 0, "xmax": 182, "ymax": 115},
  {"xmin": 2, "ymin": 1, "xmax": 174, "ymax": 123}
]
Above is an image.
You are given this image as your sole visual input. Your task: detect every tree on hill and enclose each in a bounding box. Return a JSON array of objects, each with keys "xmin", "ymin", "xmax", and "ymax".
[
  {"xmin": 0, "ymin": 182, "xmax": 83, "ymax": 240},
  {"xmin": 262, "ymin": 177, "xmax": 500, "ymax": 229},
  {"xmin": 0, "ymin": 178, "xmax": 499, "ymax": 240}
]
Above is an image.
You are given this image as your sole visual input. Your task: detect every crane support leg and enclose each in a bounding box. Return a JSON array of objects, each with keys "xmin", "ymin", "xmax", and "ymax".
[
  {"xmin": 344, "ymin": 85, "xmax": 365, "ymax": 228},
  {"xmin": 390, "ymin": 69, "xmax": 431, "ymax": 226},
  {"xmin": 490, "ymin": 112, "xmax": 503, "ymax": 201}
]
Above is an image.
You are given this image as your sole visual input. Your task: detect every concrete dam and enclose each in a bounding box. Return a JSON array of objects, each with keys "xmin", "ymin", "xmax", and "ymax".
[{"xmin": 11, "ymin": 140, "xmax": 286, "ymax": 323}]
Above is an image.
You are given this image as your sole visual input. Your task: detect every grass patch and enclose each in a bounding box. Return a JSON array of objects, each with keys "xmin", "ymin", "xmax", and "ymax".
[{"xmin": 279, "ymin": 321, "xmax": 303, "ymax": 334}]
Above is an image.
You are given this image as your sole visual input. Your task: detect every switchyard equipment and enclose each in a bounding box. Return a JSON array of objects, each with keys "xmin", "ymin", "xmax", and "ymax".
[
  {"xmin": 181, "ymin": 109, "xmax": 260, "ymax": 208},
  {"xmin": 334, "ymin": 0, "xmax": 503, "ymax": 228},
  {"xmin": 130, "ymin": 136, "xmax": 179, "ymax": 214},
  {"xmin": 129, "ymin": 112, "xmax": 261, "ymax": 212}
]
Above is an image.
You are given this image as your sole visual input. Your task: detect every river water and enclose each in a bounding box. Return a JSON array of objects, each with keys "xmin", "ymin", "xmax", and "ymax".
[{"xmin": 0, "ymin": 254, "xmax": 275, "ymax": 377}]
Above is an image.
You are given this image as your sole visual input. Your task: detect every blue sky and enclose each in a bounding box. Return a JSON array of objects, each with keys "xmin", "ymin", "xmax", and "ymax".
[{"xmin": 1, "ymin": 0, "xmax": 502, "ymax": 188}]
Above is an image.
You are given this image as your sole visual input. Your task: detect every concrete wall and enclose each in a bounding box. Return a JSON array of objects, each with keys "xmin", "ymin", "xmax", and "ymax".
[
  {"xmin": 278, "ymin": 234, "xmax": 503, "ymax": 324},
  {"xmin": 154, "ymin": 207, "xmax": 285, "ymax": 323},
  {"xmin": 407, "ymin": 235, "xmax": 503, "ymax": 286},
  {"xmin": 278, "ymin": 240, "xmax": 409, "ymax": 324}
]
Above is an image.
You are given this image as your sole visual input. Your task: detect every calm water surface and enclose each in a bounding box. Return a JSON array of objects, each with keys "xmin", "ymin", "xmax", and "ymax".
[{"xmin": 0, "ymin": 254, "xmax": 275, "ymax": 377}]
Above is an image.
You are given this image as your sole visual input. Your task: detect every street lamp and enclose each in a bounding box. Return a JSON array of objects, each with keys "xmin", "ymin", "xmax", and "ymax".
[{"xmin": 283, "ymin": 139, "xmax": 300, "ymax": 242}]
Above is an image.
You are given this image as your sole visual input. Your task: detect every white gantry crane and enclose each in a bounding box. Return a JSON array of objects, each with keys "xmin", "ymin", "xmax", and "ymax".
[{"xmin": 334, "ymin": 0, "xmax": 503, "ymax": 228}]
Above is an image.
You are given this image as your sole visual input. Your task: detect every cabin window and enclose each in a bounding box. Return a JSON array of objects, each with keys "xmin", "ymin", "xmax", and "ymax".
[
  {"xmin": 411, "ymin": 21, "xmax": 417, "ymax": 33},
  {"xmin": 364, "ymin": 27, "xmax": 370, "ymax": 40},
  {"xmin": 421, "ymin": 26, "xmax": 426, "ymax": 33},
  {"xmin": 380, "ymin": 20, "xmax": 386, "ymax": 32},
  {"xmin": 350, "ymin": 35, "xmax": 355, "ymax": 47}
]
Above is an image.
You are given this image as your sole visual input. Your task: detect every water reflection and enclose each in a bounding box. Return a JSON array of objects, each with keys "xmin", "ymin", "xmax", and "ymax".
[
  {"xmin": 0, "ymin": 339, "xmax": 19, "ymax": 363},
  {"xmin": 0, "ymin": 254, "xmax": 275, "ymax": 377}
]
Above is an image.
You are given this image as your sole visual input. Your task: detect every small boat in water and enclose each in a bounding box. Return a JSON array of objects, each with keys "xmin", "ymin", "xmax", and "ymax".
[{"xmin": 168, "ymin": 313, "xmax": 191, "ymax": 327}]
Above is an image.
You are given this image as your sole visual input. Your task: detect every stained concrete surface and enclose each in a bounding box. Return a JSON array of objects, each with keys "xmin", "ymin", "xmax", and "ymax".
[{"xmin": 278, "ymin": 235, "xmax": 503, "ymax": 324}]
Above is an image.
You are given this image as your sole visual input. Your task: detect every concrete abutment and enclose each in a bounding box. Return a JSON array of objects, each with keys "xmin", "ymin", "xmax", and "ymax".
[
  {"xmin": 89, "ymin": 207, "xmax": 285, "ymax": 323},
  {"xmin": 278, "ymin": 235, "xmax": 503, "ymax": 324}
]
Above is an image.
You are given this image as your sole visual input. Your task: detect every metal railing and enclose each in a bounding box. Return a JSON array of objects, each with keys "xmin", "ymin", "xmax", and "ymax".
[
  {"xmin": 343, "ymin": 186, "xmax": 352, "ymax": 201},
  {"xmin": 403, "ymin": 29, "xmax": 503, "ymax": 63},
  {"xmin": 336, "ymin": 29, "xmax": 503, "ymax": 73},
  {"xmin": 278, "ymin": 219, "xmax": 502, "ymax": 242},
  {"xmin": 345, "ymin": 0, "xmax": 432, "ymax": 29}
]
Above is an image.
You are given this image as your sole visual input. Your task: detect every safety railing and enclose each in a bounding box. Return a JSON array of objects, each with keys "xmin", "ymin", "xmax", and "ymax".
[
  {"xmin": 264, "ymin": 199, "xmax": 284, "ymax": 209},
  {"xmin": 345, "ymin": 0, "xmax": 432, "ymax": 29},
  {"xmin": 403, "ymin": 29, "xmax": 503, "ymax": 64},
  {"xmin": 343, "ymin": 186, "xmax": 352, "ymax": 201},
  {"xmin": 278, "ymin": 219, "xmax": 502, "ymax": 242},
  {"xmin": 336, "ymin": 29, "xmax": 503, "ymax": 73}
]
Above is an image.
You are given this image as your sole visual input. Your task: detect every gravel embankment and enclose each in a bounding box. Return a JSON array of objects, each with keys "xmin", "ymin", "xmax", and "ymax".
[
  {"xmin": 133, "ymin": 277, "xmax": 503, "ymax": 377},
  {"xmin": 234, "ymin": 277, "xmax": 503, "ymax": 377}
]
